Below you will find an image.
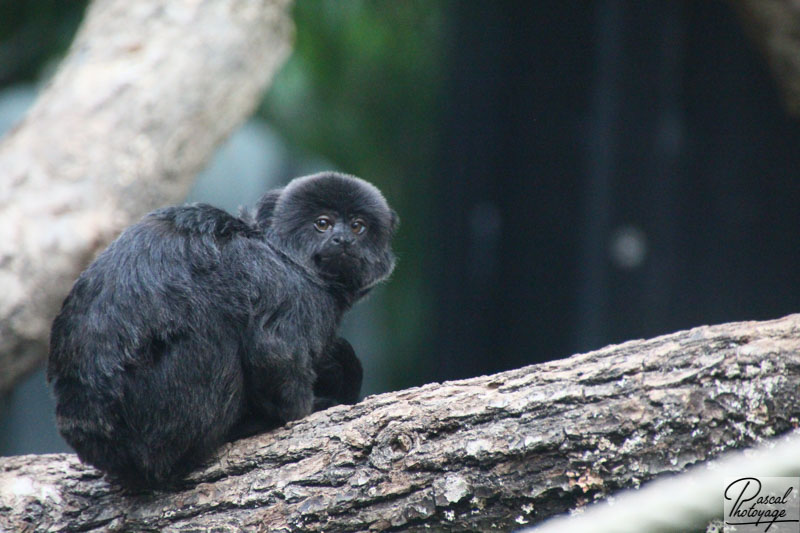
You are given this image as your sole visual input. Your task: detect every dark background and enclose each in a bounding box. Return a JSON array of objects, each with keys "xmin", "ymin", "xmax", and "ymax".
[{"xmin": 1, "ymin": 0, "xmax": 798, "ymax": 455}]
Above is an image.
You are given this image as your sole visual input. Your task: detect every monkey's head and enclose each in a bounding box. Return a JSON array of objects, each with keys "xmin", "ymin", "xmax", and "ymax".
[{"xmin": 258, "ymin": 172, "xmax": 399, "ymax": 300}]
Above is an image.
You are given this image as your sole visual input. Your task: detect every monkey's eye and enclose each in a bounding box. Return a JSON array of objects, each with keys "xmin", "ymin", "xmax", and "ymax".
[
  {"xmin": 350, "ymin": 219, "xmax": 367, "ymax": 235},
  {"xmin": 314, "ymin": 216, "xmax": 333, "ymax": 232}
]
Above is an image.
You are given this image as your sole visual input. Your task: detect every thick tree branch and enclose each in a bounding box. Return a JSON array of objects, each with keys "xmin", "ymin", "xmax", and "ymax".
[
  {"xmin": 731, "ymin": 0, "xmax": 800, "ymax": 116},
  {"xmin": 0, "ymin": 0, "xmax": 293, "ymax": 395},
  {"xmin": 1, "ymin": 314, "xmax": 798, "ymax": 532}
]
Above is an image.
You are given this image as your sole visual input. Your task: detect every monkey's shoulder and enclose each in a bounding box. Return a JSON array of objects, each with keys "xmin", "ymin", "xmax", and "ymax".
[
  {"xmin": 145, "ymin": 204, "xmax": 261, "ymax": 241},
  {"xmin": 84, "ymin": 204, "xmax": 263, "ymax": 282}
]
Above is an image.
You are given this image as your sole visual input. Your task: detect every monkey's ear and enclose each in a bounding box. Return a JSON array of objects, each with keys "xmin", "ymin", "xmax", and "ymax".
[
  {"xmin": 389, "ymin": 209, "xmax": 400, "ymax": 234},
  {"xmin": 255, "ymin": 188, "xmax": 283, "ymax": 229}
]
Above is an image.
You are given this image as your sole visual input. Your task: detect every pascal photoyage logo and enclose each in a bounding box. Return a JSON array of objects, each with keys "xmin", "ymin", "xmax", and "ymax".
[{"xmin": 724, "ymin": 477, "xmax": 800, "ymax": 532}]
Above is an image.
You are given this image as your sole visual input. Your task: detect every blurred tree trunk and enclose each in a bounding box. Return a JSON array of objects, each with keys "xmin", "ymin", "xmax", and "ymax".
[
  {"xmin": 732, "ymin": 0, "xmax": 800, "ymax": 116},
  {"xmin": 1, "ymin": 315, "xmax": 798, "ymax": 532},
  {"xmin": 0, "ymin": 0, "xmax": 293, "ymax": 396}
]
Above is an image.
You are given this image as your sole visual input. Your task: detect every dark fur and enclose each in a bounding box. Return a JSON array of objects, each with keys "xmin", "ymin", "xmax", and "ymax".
[{"xmin": 47, "ymin": 172, "xmax": 397, "ymax": 489}]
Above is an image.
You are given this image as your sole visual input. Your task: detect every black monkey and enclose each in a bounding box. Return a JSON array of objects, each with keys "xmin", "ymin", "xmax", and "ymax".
[
  {"xmin": 47, "ymin": 172, "xmax": 397, "ymax": 489},
  {"xmin": 242, "ymin": 187, "xmax": 364, "ymax": 416}
]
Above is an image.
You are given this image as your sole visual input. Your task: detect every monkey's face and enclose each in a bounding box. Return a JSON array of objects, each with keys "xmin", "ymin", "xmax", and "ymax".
[
  {"xmin": 310, "ymin": 213, "xmax": 372, "ymax": 283},
  {"xmin": 267, "ymin": 173, "xmax": 398, "ymax": 297}
]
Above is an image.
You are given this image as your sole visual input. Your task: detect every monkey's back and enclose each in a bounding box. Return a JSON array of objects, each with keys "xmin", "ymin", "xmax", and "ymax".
[{"xmin": 47, "ymin": 204, "xmax": 294, "ymax": 488}]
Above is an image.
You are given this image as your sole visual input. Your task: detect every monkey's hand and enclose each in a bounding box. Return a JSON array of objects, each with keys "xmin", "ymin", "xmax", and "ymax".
[{"xmin": 312, "ymin": 337, "xmax": 363, "ymax": 411}]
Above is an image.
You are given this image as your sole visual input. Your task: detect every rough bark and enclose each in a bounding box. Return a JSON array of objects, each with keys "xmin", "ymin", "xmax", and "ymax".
[
  {"xmin": 731, "ymin": 0, "xmax": 800, "ymax": 116},
  {"xmin": 1, "ymin": 314, "xmax": 798, "ymax": 532},
  {"xmin": 0, "ymin": 0, "xmax": 293, "ymax": 396}
]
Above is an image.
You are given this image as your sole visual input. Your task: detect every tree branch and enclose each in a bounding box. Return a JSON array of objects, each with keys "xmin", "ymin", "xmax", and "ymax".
[
  {"xmin": 731, "ymin": 0, "xmax": 800, "ymax": 117},
  {"xmin": 1, "ymin": 314, "xmax": 798, "ymax": 532},
  {"xmin": 0, "ymin": 0, "xmax": 293, "ymax": 396}
]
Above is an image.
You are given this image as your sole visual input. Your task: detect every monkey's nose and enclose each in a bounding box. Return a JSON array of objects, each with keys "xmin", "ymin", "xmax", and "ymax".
[{"xmin": 331, "ymin": 235, "xmax": 353, "ymax": 246}]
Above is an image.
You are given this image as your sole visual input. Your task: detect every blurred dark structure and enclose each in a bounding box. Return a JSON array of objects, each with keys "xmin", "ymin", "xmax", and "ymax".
[{"xmin": 435, "ymin": 1, "xmax": 800, "ymax": 380}]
